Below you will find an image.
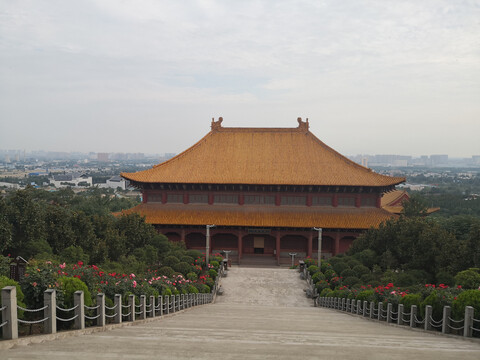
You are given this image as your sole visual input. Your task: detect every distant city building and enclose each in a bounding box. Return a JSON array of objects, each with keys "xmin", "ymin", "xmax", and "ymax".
[
  {"xmin": 97, "ymin": 153, "xmax": 109, "ymax": 162},
  {"xmin": 430, "ymin": 154, "xmax": 448, "ymax": 166},
  {"xmin": 106, "ymin": 175, "xmax": 129, "ymax": 190},
  {"xmin": 50, "ymin": 172, "xmax": 93, "ymax": 188}
]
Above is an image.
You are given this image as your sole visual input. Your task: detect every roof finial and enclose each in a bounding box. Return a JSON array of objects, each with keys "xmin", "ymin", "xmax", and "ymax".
[
  {"xmin": 211, "ymin": 117, "xmax": 223, "ymax": 131},
  {"xmin": 297, "ymin": 117, "xmax": 309, "ymax": 131}
]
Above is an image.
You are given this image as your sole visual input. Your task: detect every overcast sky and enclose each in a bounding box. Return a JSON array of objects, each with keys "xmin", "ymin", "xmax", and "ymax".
[{"xmin": 1, "ymin": 0, "xmax": 479, "ymax": 157}]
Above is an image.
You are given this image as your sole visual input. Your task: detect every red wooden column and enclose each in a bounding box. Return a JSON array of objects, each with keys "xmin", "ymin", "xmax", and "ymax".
[
  {"xmin": 276, "ymin": 232, "xmax": 281, "ymax": 265},
  {"xmin": 238, "ymin": 230, "xmax": 243, "ymax": 263},
  {"xmin": 334, "ymin": 232, "xmax": 340, "ymax": 256},
  {"xmin": 307, "ymin": 232, "xmax": 313, "ymax": 258}
]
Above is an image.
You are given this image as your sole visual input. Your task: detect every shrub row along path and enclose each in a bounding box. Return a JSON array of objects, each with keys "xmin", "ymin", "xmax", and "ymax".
[{"xmin": 2, "ymin": 267, "xmax": 480, "ymax": 359}]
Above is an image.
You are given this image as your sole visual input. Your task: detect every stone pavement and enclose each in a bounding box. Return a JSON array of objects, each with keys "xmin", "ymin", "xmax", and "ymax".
[{"xmin": 1, "ymin": 266, "xmax": 480, "ymax": 359}]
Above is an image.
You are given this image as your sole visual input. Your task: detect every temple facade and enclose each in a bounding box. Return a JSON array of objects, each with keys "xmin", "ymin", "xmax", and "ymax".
[{"xmin": 121, "ymin": 118, "xmax": 405, "ymax": 265}]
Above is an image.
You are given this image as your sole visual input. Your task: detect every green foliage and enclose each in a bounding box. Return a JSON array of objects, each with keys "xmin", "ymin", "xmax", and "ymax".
[
  {"xmin": 60, "ymin": 245, "xmax": 90, "ymax": 265},
  {"xmin": 343, "ymin": 276, "xmax": 360, "ymax": 287},
  {"xmin": 186, "ymin": 272, "xmax": 198, "ymax": 281},
  {"xmin": 352, "ymin": 249, "xmax": 377, "ymax": 269},
  {"xmin": 324, "ymin": 269, "xmax": 336, "ymax": 281},
  {"xmin": 340, "ymin": 268, "xmax": 355, "ymax": 278},
  {"xmin": 312, "ymin": 272, "xmax": 325, "ymax": 284},
  {"xmin": 320, "ymin": 288, "xmax": 333, "ymax": 297},
  {"xmin": 173, "ymin": 262, "xmax": 192, "ymax": 276},
  {"xmin": 307, "ymin": 265, "xmax": 319, "ymax": 275},
  {"xmin": 452, "ymin": 290, "xmax": 480, "ymax": 319},
  {"xmin": 400, "ymin": 294, "xmax": 422, "ymax": 309},
  {"xmin": 436, "ymin": 271, "xmax": 455, "ymax": 287},
  {"xmin": 185, "ymin": 250, "xmax": 202, "ymax": 259},
  {"xmin": 355, "ymin": 290, "xmax": 375, "ymax": 303},
  {"xmin": 0, "ymin": 275, "xmax": 26, "ymax": 313},
  {"xmin": 208, "ymin": 269, "xmax": 218, "ymax": 279},
  {"xmin": 420, "ymin": 290, "xmax": 446, "ymax": 319},
  {"xmin": 320, "ymin": 262, "xmax": 333, "ymax": 273},
  {"xmin": 180, "ymin": 256, "xmax": 194, "ymax": 264},
  {"xmin": 158, "ymin": 266, "xmax": 175, "ymax": 277},
  {"xmin": 0, "ymin": 255, "xmax": 10, "ymax": 277},
  {"xmin": 58, "ymin": 276, "xmax": 93, "ymax": 307},
  {"xmin": 210, "ymin": 261, "xmax": 220, "ymax": 270},
  {"xmin": 356, "ymin": 265, "xmax": 372, "ymax": 280},
  {"xmin": 331, "ymin": 261, "xmax": 349, "ymax": 275},
  {"xmin": 315, "ymin": 280, "xmax": 330, "ymax": 293},
  {"xmin": 163, "ymin": 256, "xmax": 180, "ymax": 268},
  {"xmin": 455, "ymin": 268, "xmax": 480, "ymax": 289}
]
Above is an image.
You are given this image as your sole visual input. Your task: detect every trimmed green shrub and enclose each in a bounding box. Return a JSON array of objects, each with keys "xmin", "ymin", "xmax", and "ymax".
[
  {"xmin": 304, "ymin": 258, "xmax": 317, "ymax": 267},
  {"xmin": 320, "ymin": 288, "xmax": 333, "ymax": 297},
  {"xmin": 205, "ymin": 277, "xmax": 214, "ymax": 288},
  {"xmin": 186, "ymin": 272, "xmax": 198, "ymax": 281},
  {"xmin": 0, "ymin": 276, "xmax": 26, "ymax": 317},
  {"xmin": 343, "ymin": 276, "xmax": 360, "ymax": 287},
  {"xmin": 356, "ymin": 290, "xmax": 375, "ymax": 303},
  {"xmin": 352, "ymin": 249, "xmax": 377, "ymax": 269},
  {"xmin": 316, "ymin": 280, "xmax": 330, "ymax": 293},
  {"xmin": 352, "ymin": 265, "xmax": 370, "ymax": 277},
  {"xmin": 312, "ymin": 272, "xmax": 326, "ymax": 284},
  {"xmin": 187, "ymin": 284, "xmax": 199, "ymax": 294},
  {"xmin": 186, "ymin": 249, "xmax": 202, "ymax": 259},
  {"xmin": 452, "ymin": 290, "xmax": 480, "ymax": 319},
  {"xmin": 173, "ymin": 262, "xmax": 192, "ymax": 275},
  {"xmin": 340, "ymin": 268, "xmax": 355, "ymax": 278},
  {"xmin": 163, "ymin": 255, "xmax": 180, "ymax": 268},
  {"xmin": 324, "ymin": 269, "xmax": 336, "ymax": 281},
  {"xmin": 420, "ymin": 290, "xmax": 446, "ymax": 319},
  {"xmin": 455, "ymin": 268, "xmax": 480, "ymax": 289},
  {"xmin": 158, "ymin": 266, "xmax": 175, "ymax": 277},
  {"xmin": 210, "ymin": 261, "xmax": 220, "ymax": 270},
  {"xmin": 208, "ymin": 269, "xmax": 218, "ymax": 279},
  {"xmin": 308, "ymin": 265, "xmax": 319, "ymax": 275},
  {"xmin": 331, "ymin": 261, "xmax": 349, "ymax": 275},
  {"xmin": 436, "ymin": 271, "xmax": 455, "ymax": 287},
  {"xmin": 320, "ymin": 262, "xmax": 333, "ymax": 273},
  {"xmin": 400, "ymin": 294, "xmax": 422, "ymax": 309},
  {"xmin": 58, "ymin": 276, "xmax": 92, "ymax": 307},
  {"xmin": 180, "ymin": 256, "xmax": 194, "ymax": 264}
]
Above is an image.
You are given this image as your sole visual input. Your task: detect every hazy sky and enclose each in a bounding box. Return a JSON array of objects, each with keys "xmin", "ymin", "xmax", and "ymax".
[{"xmin": 1, "ymin": 0, "xmax": 479, "ymax": 157}]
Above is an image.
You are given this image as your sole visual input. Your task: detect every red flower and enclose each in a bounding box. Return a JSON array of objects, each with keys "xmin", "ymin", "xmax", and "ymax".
[{"xmin": 78, "ymin": 261, "xmax": 83, "ymax": 266}]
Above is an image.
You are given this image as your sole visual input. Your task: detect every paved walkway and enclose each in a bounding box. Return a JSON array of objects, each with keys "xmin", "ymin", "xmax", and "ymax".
[{"xmin": 1, "ymin": 267, "xmax": 480, "ymax": 359}]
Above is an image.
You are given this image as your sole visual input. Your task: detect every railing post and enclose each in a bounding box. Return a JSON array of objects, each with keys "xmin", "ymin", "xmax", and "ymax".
[
  {"xmin": 74, "ymin": 290, "xmax": 85, "ymax": 330},
  {"xmin": 398, "ymin": 304, "xmax": 404, "ymax": 326},
  {"xmin": 363, "ymin": 301, "xmax": 368, "ymax": 317},
  {"xmin": 139, "ymin": 295, "xmax": 146, "ymax": 320},
  {"xmin": 150, "ymin": 296, "xmax": 155, "ymax": 318},
  {"xmin": 370, "ymin": 301, "xmax": 375, "ymax": 319},
  {"xmin": 346, "ymin": 299, "xmax": 350, "ymax": 312},
  {"xmin": 442, "ymin": 306, "xmax": 451, "ymax": 334},
  {"xmin": 44, "ymin": 288, "xmax": 56, "ymax": 334},
  {"xmin": 1, "ymin": 286, "xmax": 18, "ymax": 339},
  {"xmin": 171, "ymin": 295, "xmax": 175, "ymax": 312},
  {"xmin": 464, "ymin": 306, "xmax": 474, "ymax": 337},
  {"xmin": 357, "ymin": 300, "xmax": 361, "ymax": 315},
  {"xmin": 351, "ymin": 299, "xmax": 356, "ymax": 314},
  {"xmin": 114, "ymin": 294, "xmax": 122, "ymax": 324},
  {"xmin": 410, "ymin": 305, "xmax": 417, "ymax": 328},
  {"xmin": 181, "ymin": 294, "xmax": 185, "ymax": 310},
  {"xmin": 97, "ymin": 293, "xmax": 105, "ymax": 327},
  {"xmin": 378, "ymin": 302, "xmax": 383, "ymax": 321},
  {"xmin": 425, "ymin": 305, "xmax": 432, "ymax": 331},
  {"xmin": 341, "ymin": 298, "xmax": 345, "ymax": 311},
  {"xmin": 128, "ymin": 294, "xmax": 135, "ymax": 322},
  {"xmin": 176, "ymin": 295, "xmax": 180, "ymax": 311},
  {"xmin": 165, "ymin": 295, "xmax": 169, "ymax": 315},
  {"xmin": 386, "ymin": 303, "xmax": 393, "ymax": 323},
  {"xmin": 157, "ymin": 296, "xmax": 163, "ymax": 316}
]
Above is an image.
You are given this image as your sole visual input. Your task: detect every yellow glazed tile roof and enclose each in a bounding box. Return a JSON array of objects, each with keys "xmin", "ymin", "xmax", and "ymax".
[
  {"xmin": 119, "ymin": 203, "xmax": 396, "ymax": 230},
  {"xmin": 381, "ymin": 190, "xmax": 440, "ymax": 215},
  {"xmin": 122, "ymin": 119, "xmax": 405, "ymax": 187}
]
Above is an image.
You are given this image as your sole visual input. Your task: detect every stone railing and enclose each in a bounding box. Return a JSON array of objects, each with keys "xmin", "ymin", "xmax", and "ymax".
[
  {"xmin": 1, "ymin": 262, "xmax": 226, "ymax": 341},
  {"xmin": 0, "ymin": 287, "xmax": 213, "ymax": 340},
  {"xmin": 316, "ymin": 296, "xmax": 480, "ymax": 338}
]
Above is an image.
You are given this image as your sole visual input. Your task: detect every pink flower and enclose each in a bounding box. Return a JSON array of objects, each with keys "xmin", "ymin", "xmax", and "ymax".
[
  {"xmin": 59, "ymin": 262, "xmax": 66, "ymax": 269},
  {"xmin": 133, "ymin": 280, "xmax": 137, "ymax": 288},
  {"xmin": 32, "ymin": 282, "xmax": 37, "ymax": 287}
]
